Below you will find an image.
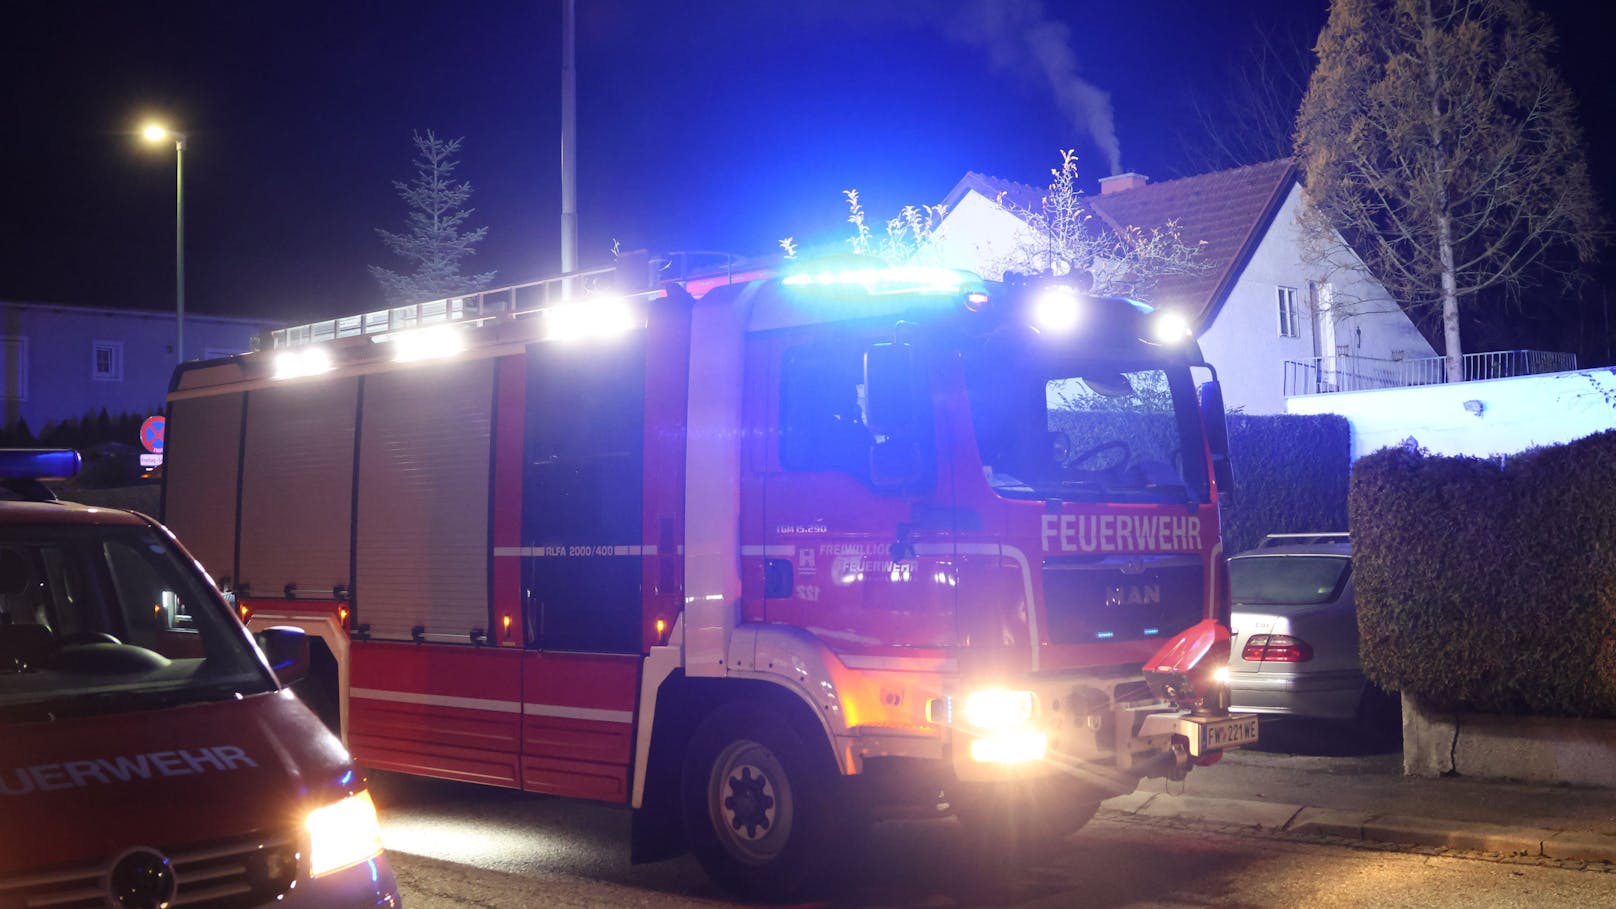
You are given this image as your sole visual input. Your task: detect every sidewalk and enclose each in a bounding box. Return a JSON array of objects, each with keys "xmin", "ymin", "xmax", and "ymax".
[{"xmin": 1099, "ymin": 728, "xmax": 1616, "ymax": 865}]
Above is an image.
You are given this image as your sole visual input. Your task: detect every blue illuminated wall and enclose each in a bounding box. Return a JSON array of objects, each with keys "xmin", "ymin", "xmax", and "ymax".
[{"xmin": 0, "ymin": 302, "xmax": 276, "ymax": 433}]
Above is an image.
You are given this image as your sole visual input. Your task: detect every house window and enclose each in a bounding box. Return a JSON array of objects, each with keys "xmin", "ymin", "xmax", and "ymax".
[
  {"xmin": 92, "ymin": 341, "xmax": 124, "ymax": 381},
  {"xmin": 0, "ymin": 337, "xmax": 26, "ymax": 401},
  {"xmin": 1277, "ymin": 286, "xmax": 1300, "ymax": 338}
]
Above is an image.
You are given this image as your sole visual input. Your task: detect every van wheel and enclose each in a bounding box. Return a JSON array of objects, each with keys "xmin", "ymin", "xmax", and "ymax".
[{"xmin": 681, "ymin": 703, "xmax": 834, "ymax": 901}]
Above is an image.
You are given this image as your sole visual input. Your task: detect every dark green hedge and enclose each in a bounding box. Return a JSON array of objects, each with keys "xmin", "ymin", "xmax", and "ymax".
[
  {"xmin": 1222, "ymin": 413, "xmax": 1351, "ymax": 554},
  {"xmin": 1, "ymin": 410, "xmax": 151, "ymax": 448},
  {"xmin": 1350, "ymin": 432, "xmax": 1616, "ymax": 717}
]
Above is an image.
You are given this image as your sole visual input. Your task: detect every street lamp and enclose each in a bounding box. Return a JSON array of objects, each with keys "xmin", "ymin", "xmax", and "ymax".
[{"xmin": 142, "ymin": 123, "xmax": 186, "ymax": 364}]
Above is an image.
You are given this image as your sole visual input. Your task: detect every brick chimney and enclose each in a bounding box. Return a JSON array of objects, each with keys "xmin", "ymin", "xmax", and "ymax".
[{"xmin": 1099, "ymin": 172, "xmax": 1149, "ymax": 195}]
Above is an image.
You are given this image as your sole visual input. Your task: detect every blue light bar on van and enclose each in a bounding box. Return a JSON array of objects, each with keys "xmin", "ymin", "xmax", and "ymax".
[
  {"xmin": 0, "ymin": 449, "xmax": 81, "ymax": 481},
  {"xmin": 781, "ymin": 265, "xmax": 979, "ymax": 297}
]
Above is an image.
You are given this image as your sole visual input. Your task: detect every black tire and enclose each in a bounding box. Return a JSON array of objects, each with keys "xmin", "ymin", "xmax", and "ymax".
[
  {"xmin": 681, "ymin": 702, "xmax": 837, "ymax": 901},
  {"xmin": 1353, "ymin": 684, "xmax": 1402, "ymax": 744},
  {"xmin": 952, "ymin": 780, "xmax": 1102, "ymax": 858}
]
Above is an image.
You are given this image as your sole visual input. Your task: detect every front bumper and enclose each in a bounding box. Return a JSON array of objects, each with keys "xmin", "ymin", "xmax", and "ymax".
[
  {"xmin": 274, "ymin": 855, "xmax": 401, "ymax": 908},
  {"xmin": 943, "ymin": 674, "xmax": 1256, "ymax": 790}
]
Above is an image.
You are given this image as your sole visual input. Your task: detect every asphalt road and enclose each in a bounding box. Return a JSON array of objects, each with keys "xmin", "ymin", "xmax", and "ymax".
[{"xmin": 373, "ymin": 771, "xmax": 1613, "ymax": 908}]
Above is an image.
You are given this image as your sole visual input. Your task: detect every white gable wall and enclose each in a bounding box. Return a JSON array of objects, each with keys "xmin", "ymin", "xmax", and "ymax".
[
  {"xmin": 926, "ymin": 182, "xmax": 1437, "ymax": 415},
  {"xmin": 922, "ymin": 189, "xmax": 1041, "ymax": 278},
  {"xmin": 1196, "ymin": 186, "xmax": 1436, "ymax": 414}
]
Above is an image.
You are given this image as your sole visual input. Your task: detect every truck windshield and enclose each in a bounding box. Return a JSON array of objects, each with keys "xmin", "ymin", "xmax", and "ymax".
[
  {"xmin": 0, "ymin": 524, "xmax": 275, "ymax": 723},
  {"xmin": 963, "ymin": 346, "xmax": 1211, "ymax": 504}
]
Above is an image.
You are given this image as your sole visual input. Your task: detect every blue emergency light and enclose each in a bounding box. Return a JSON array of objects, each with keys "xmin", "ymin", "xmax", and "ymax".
[{"xmin": 0, "ymin": 449, "xmax": 82, "ymax": 481}]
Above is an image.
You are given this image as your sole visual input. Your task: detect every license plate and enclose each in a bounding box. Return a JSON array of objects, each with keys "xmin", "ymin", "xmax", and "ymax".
[{"xmin": 1181, "ymin": 713, "xmax": 1260, "ymax": 755}]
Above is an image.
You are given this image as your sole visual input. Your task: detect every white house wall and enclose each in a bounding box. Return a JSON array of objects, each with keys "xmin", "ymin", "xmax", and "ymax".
[
  {"xmin": 1196, "ymin": 185, "xmax": 1437, "ymax": 414},
  {"xmin": 1287, "ymin": 367, "xmax": 1616, "ymax": 459}
]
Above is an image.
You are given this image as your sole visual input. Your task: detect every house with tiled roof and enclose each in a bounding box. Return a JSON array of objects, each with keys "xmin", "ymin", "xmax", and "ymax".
[{"xmin": 925, "ymin": 159, "xmax": 1438, "ymax": 414}]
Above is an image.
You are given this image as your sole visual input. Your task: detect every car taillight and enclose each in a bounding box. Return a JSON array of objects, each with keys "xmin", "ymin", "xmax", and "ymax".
[{"xmin": 1241, "ymin": 634, "xmax": 1313, "ymax": 662}]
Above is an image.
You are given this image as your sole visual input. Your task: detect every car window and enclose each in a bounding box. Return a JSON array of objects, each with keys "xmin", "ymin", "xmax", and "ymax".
[
  {"xmin": 1229, "ymin": 555, "xmax": 1350, "ymax": 605},
  {"xmin": 0, "ymin": 524, "xmax": 276, "ymax": 722}
]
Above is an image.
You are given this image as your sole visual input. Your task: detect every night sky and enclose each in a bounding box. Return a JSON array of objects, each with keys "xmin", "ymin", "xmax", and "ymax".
[{"xmin": 4, "ymin": 1, "xmax": 1608, "ymax": 328}]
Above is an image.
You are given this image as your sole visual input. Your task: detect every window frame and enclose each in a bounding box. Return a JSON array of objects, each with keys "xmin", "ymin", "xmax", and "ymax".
[
  {"xmin": 91, "ymin": 340, "xmax": 125, "ymax": 382},
  {"xmin": 0, "ymin": 336, "xmax": 27, "ymax": 401},
  {"xmin": 1276, "ymin": 286, "xmax": 1300, "ymax": 339}
]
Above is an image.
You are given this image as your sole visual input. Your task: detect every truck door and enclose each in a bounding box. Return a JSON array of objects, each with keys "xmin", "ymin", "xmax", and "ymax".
[
  {"xmin": 518, "ymin": 331, "xmax": 646, "ymax": 803},
  {"xmin": 749, "ymin": 328, "xmax": 958, "ymax": 664}
]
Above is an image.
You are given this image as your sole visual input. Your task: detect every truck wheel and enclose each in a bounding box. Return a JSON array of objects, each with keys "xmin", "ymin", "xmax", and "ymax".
[
  {"xmin": 952, "ymin": 783, "xmax": 1100, "ymax": 857},
  {"xmin": 681, "ymin": 703, "xmax": 835, "ymax": 901}
]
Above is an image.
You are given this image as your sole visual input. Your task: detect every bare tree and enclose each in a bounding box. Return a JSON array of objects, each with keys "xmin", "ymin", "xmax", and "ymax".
[
  {"xmin": 1295, "ymin": 0, "xmax": 1603, "ymax": 381},
  {"xmin": 1176, "ymin": 19, "xmax": 1315, "ymax": 174},
  {"xmin": 370, "ymin": 130, "xmax": 495, "ymax": 306},
  {"xmin": 828, "ymin": 150, "xmax": 1208, "ymax": 302},
  {"xmin": 980, "ymin": 150, "xmax": 1209, "ymax": 300}
]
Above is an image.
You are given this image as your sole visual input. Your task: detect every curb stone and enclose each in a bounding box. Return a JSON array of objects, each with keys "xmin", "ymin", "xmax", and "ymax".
[{"xmin": 1099, "ymin": 795, "xmax": 1616, "ymax": 866}]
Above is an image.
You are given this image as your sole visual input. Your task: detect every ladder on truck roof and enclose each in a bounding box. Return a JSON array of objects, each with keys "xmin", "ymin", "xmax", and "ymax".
[
  {"xmin": 262, "ymin": 251, "xmax": 765, "ymax": 351},
  {"xmin": 262, "ymin": 265, "xmax": 620, "ymax": 350}
]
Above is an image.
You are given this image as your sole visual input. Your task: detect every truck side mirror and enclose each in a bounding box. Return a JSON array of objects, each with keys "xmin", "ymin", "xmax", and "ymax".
[
  {"xmin": 257, "ymin": 626, "xmax": 311, "ymax": 687},
  {"xmin": 864, "ymin": 341, "xmax": 920, "ymax": 438},
  {"xmin": 1199, "ymin": 380, "xmax": 1235, "ymax": 507}
]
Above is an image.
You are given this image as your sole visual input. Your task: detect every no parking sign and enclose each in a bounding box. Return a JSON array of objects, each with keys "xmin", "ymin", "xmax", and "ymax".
[
  {"xmin": 139, "ymin": 415, "xmax": 165, "ymax": 453},
  {"xmin": 140, "ymin": 415, "xmax": 166, "ymax": 467}
]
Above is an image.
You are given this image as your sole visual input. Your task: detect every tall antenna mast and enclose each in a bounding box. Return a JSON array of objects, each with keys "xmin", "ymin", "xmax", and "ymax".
[{"xmin": 560, "ymin": 0, "xmax": 578, "ymax": 297}]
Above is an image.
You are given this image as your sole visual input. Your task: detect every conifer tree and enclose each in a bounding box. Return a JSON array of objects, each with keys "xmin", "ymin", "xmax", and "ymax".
[{"xmin": 370, "ymin": 130, "xmax": 495, "ymax": 305}]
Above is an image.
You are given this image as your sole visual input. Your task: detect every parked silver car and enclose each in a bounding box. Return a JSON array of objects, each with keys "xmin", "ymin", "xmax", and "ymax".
[{"xmin": 1227, "ymin": 533, "xmax": 1379, "ymax": 722}]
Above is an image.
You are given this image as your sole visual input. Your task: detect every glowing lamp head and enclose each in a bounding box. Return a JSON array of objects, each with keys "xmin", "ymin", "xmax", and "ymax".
[
  {"xmin": 142, "ymin": 124, "xmax": 170, "ymax": 143},
  {"xmin": 272, "ymin": 346, "xmax": 333, "ymax": 380},
  {"xmin": 543, "ymin": 298, "xmax": 637, "ymax": 342},
  {"xmin": 391, "ymin": 324, "xmax": 466, "ymax": 362},
  {"xmin": 1149, "ymin": 310, "xmax": 1194, "ymax": 344},
  {"xmin": 1032, "ymin": 285, "xmax": 1081, "ymax": 332}
]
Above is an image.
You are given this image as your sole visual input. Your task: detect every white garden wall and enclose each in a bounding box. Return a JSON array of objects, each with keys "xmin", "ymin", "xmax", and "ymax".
[{"xmin": 1286, "ymin": 367, "xmax": 1616, "ymax": 460}]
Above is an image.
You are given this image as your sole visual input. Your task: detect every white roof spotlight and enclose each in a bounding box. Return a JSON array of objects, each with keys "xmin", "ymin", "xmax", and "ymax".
[
  {"xmin": 1032, "ymin": 283, "xmax": 1082, "ymax": 333},
  {"xmin": 1149, "ymin": 309, "xmax": 1194, "ymax": 345}
]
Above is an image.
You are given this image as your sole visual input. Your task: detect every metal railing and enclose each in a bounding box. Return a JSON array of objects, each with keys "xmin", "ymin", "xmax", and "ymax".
[
  {"xmin": 262, "ymin": 265, "xmax": 623, "ymax": 350},
  {"xmin": 260, "ymin": 250, "xmax": 764, "ymax": 351},
  {"xmin": 1284, "ymin": 349, "xmax": 1577, "ymax": 397}
]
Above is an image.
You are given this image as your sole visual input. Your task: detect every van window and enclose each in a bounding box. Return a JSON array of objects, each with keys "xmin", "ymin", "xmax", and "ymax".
[{"xmin": 0, "ymin": 527, "xmax": 274, "ymax": 723}]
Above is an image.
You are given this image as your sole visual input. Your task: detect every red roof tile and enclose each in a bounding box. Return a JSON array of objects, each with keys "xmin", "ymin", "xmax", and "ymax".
[
  {"xmin": 942, "ymin": 159, "xmax": 1298, "ymax": 328},
  {"xmin": 1084, "ymin": 158, "xmax": 1297, "ymax": 326}
]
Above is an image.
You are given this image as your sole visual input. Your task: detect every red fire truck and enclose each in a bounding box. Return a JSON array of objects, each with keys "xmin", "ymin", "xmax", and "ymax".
[{"xmin": 162, "ymin": 262, "xmax": 1256, "ymax": 898}]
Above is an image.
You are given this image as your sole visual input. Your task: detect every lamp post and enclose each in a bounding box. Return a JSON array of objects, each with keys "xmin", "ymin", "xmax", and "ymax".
[{"xmin": 142, "ymin": 123, "xmax": 186, "ymax": 364}]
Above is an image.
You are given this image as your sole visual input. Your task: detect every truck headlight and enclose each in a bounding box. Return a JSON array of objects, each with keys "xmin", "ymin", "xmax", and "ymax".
[
  {"xmin": 962, "ymin": 688, "xmax": 1036, "ymax": 731},
  {"xmin": 960, "ymin": 688, "xmax": 1048, "ymax": 763},
  {"xmin": 305, "ymin": 790, "xmax": 383, "ymax": 878},
  {"xmin": 968, "ymin": 729, "xmax": 1049, "ymax": 764}
]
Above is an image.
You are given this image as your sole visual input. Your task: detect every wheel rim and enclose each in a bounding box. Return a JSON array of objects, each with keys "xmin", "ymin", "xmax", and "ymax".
[{"xmin": 707, "ymin": 738, "xmax": 793, "ymax": 865}]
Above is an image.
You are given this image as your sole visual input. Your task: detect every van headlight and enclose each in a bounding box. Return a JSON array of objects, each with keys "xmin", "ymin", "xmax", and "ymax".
[{"xmin": 305, "ymin": 790, "xmax": 383, "ymax": 877}]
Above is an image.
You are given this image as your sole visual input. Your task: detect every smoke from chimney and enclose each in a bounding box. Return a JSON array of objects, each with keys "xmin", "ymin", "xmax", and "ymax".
[{"xmin": 938, "ymin": 0, "xmax": 1123, "ymax": 175}]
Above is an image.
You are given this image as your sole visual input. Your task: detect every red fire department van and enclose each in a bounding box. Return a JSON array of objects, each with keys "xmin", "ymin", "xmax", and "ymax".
[
  {"xmin": 161, "ymin": 262, "xmax": 1256, "ymax": 898},
  {"xmin": 0, "ymin": 450, "xmax": 401, "ymax": 908}
]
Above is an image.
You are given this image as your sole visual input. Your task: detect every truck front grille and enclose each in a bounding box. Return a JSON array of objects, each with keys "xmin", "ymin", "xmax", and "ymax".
[{"xmin": 1042, "ymin": 554, "xmax": 1204, "ymax": 645}]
